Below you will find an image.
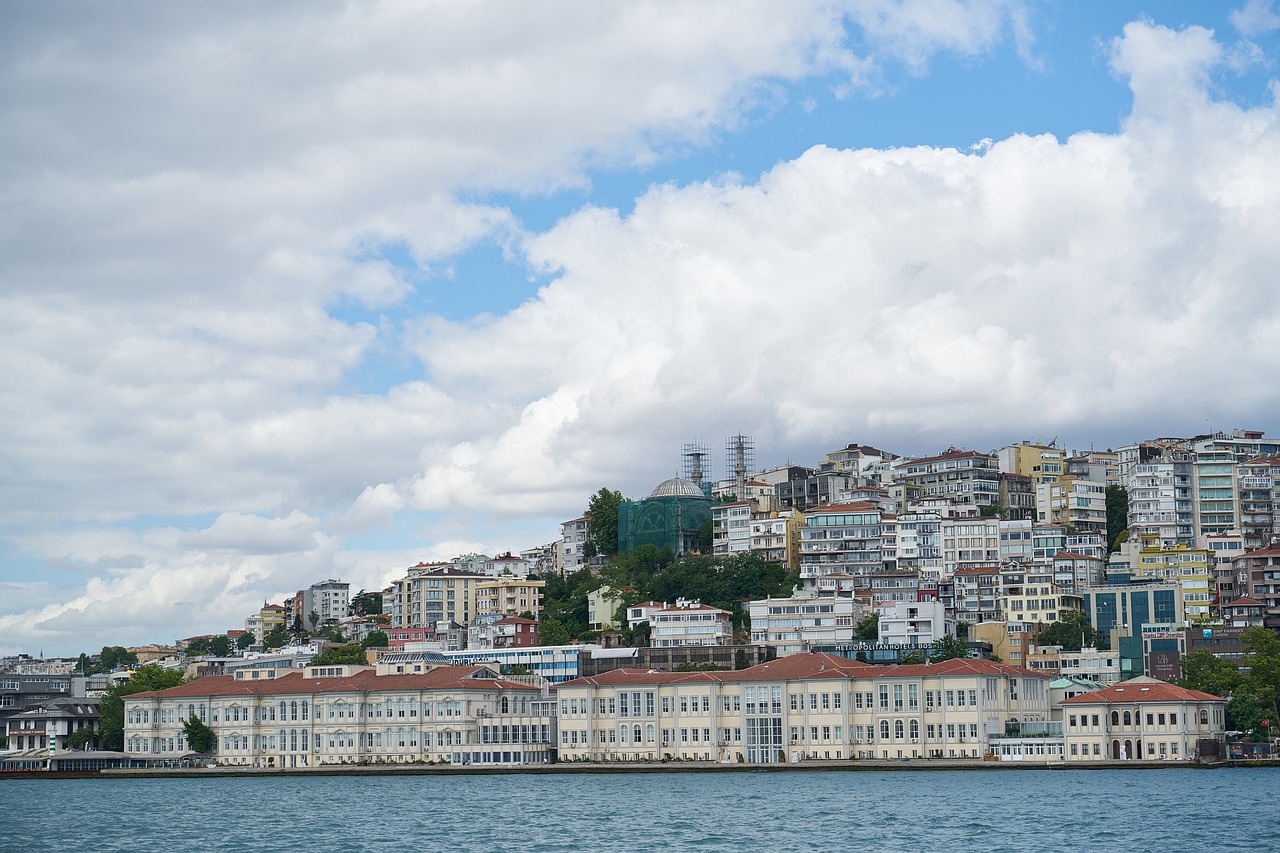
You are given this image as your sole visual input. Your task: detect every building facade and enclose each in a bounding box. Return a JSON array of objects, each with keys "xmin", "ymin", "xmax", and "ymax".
[
  {"xmin": 1061, "ymin": 677, "xmax": 1226, "ymax": 762},
  {"xmin": 554, "ymin": 653, "xmax": 1051, "ymax": 763},
  {"xmin": 123, "ymin": 664, "xmax": 556, "ymax": 767}
]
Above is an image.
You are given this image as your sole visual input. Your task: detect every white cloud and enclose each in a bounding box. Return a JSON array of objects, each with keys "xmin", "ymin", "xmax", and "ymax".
[
  {"xmin": 12, "ymin": 8, "xmax": 1280, "ymax": 657},
  {"xmin": 1232, "ymin": 0, "xmax": 1280, "ymax": 36}
]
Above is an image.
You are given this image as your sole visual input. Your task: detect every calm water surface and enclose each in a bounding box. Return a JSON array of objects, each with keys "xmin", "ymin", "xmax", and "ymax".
[{"xmin": 1, "ymin": 768, "xmax": 1276, "ymax": 852}]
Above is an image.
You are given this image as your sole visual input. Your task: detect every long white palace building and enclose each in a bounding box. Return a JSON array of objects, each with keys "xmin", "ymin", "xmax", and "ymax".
[
  {"xmin": 123, "ymin": 663, "xmax": 557, "ymax": 768},
  {"xmin": 554, "ymin": 653, "xmax": 1054, "ymax": 763},
  {"xmin": 123, "ymin": 653, "xmax": 1225, "ymax": 766}
]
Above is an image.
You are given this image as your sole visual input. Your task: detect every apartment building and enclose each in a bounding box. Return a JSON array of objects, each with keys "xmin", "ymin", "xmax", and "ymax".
[
  {"xmin": 1236, "ymin": 456, "xmax": 1280, "ymax": 551},
  {"xmin": 386, "ymin": 565, "xmax": 487, "ymax": 630},
  {"xmin": 997, "ymin": 441, "xmax": 1066, "ymax": 485},
  {"xmin": 941, "ymin": 514, "xmax": 1001, "ymax": 577},
  {"xmin": 892, "ymin": 450, "xmax": 1001, "ymax": 509},
  {"xmin": 553, "ymin": 653, "xmax": 1051, "ymax": 763},
  {"xmin": 877, "ymin": 601, "xmax": 952, "ymax": 646},
  {"xmin": 649, "ymin": 599, "xmax": 734, "ymax": 648},
  {"xmin": 798, "ymin": 502, "xmax": 885, "ymax": 584},
  {"xmin": 711, "ymin": 501, "xmax": 753, "ymax": 556},
  {"xmin": 748, "ymin": 509, "xmax": 803, "ymax": 571},
  {"xmin": 474, "ymin": 577, "xmax": 545, "ymax": 620},
  {"xmin": 560, "ymin": 516, "xmax": 590, "ymax": 574},
  {"xmin": 1124, "ymin": 450, "xmax": 1195, "ymax": 546},
  {"xmin": 1235, "ymin": 543, "xmax": 1280, "ymax": 630},
  {"xmin": 999, "ymin": 565, "xmax": 1082, "ymax": 625},
  {"xmin": 1132, "ymin": 540, "xmax": 1214, "ymax": 623},
  {"xmin": 748, "ymin": 590, "xmax": 862, "ymax": 656}
]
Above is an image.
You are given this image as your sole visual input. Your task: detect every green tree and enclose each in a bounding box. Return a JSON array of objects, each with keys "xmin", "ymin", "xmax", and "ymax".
[
  {"xmin": 585, "ymin": 487, "xmax": 624, "ymax": 558},
  {"xmin": 538, "ymin": 615, "xmax": 571, "ymax": 646},
  {"xmin": 67, "ymin": 726, "xmax": 96, "ymax": 750},
  {"xmin": 360, "ymin": 630, "xmax": 389, "ymax": 650},
  {"xmin": 955, "ymin": 621, "xmax": 972, "ymax": 641},
  {"xmin": 185, "ymin": 637, "xmax": 211, "ymax": 656},
  {"xmin": 735, "ymin": 649, "xmax": 750, "ymax": 670},
  {"xmin": 95, "ymin": 645, "xmax": 138, "ymax": 673},
  {"xmin": 674, "ymin": 661, "xmax": 721, "ymax": 671},
  {"xmin": 1036, "ymin": 610, "xmax": 1103, "ymax": 652},
  {"xmin": 1105, "ymin": 485, "xmax": 1129, "ymax": 553},
  {"xmin": 236, "ymin": 633, "xmax": 255, "ymax": 651},
  {"xmin": 1241, "ymin": 627, "xmax": 1280, "ymax": 721},
  {"xmin": 854, "ymin": 614, "xmax": 880, "ymax": 642},
  {"xmin": 308, "ymin": 644, "xmax": 367, "ymax": 666},
  {"xmin": 1227, "ymin": 693, "xmax": 1269, "ymax": 737},
  {"xmin": 98, "ymin": 665, "xmax": 186, "ymax": 750},
  {"xmin": 183, "ymin": 716, "xmax": 217, "ymax": 754},
  {"xmin": 697, "ymin": 517, "xmax": 714, "ymax": 552},
  {"xmin": 900, "ymin": 649, "xmax": 926, "ymax": 665},
  {"xmin": 929, "ymin": 635, "xmax": 972, "ymax": 663},
  {"xmin": 308, "ymin": 611, "xmax": 321, "ymax": 633},
  {"xmin": 1177, "ymin": 649, "xmax": 1242, "ymax": 698},
  {"xmin": 351, "ymin": 591, "xmax": 383, "ymax": 616},
  {"xmin": 209, "ymin": 635, "xmax": 233, "ymax": 657},
  {"xmin": 262, "ymin": 626, "xmax": 289, "ymax": 649},
  {"xmin": 501, "ymin": 665, "xmax": 534, "ymax": 676}
]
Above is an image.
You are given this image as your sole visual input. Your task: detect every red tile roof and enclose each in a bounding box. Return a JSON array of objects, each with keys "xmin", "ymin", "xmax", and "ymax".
[
  {"xmin": 556, "ymin": 652, "xmax": 1041, "ymax": 688},
  {"xmin": 126, "ymin": 666, "xmax": 538, "ymax": 700},
  {"xmin": 1061, "ymin": 679, "xmax": 1224, "ymax": 705},
  {"xmin": 1223, "ymin": 597, "xmax": 1264, "ymax": 608}
]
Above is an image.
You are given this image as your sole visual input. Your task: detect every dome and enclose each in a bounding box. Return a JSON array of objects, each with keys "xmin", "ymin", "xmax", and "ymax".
[{"xmin": 648, "ymin": 477, "xmax": 707, "ymax": 499}]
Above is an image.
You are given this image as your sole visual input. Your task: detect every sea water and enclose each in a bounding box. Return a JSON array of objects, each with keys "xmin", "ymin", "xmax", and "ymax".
[{"xmin": 1, "ymin": 768, "xmax": 1276, "ymax": 852}]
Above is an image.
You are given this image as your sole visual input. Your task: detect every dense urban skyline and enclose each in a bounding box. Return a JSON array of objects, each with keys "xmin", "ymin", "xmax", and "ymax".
[{"xmin": 5, "ymin": 1, "xmax": 1280, "ymax": 657}]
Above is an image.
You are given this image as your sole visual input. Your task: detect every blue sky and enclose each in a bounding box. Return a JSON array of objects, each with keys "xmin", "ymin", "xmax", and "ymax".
[{"xmin": 5, "ymin": 1, "xmax": 1280, "ymax": 656}]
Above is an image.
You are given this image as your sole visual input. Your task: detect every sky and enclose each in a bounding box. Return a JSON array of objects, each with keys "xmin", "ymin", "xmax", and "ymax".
[{"xmin": 5, "ymin": 1, "xmax": 1280, "ymax": 657}]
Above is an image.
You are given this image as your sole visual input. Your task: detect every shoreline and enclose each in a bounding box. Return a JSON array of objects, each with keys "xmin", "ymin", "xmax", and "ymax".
[{"xmin": 4, "ymin": 757, "xmax": 1275, "ymax": 780}]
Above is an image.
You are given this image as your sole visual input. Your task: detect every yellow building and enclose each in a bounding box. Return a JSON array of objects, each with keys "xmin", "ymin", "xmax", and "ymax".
[
  {"xmin": 554, "ymin": 652, "xmax": 1052, "ymax": 763},
  {"xmin": 259, "ymin": 605, "xmax": 286, "ymax": 639},
  {"xmin": 997, "ymin": 442, "xmax": 1066, "ymax": 485},
  {"xmin": 587, "ymin": 585, "xmax": 626, "ymax": 631},
  {"xmin": 387, "ymin": 565, "xmax": 488, "ymax": 629},
  {"xmin": 475, "ymin": 577, "xmax": 545, "ymax": 620},
  {"xmin": 1133, "ymin": 539, "xmax": 1214, "ymax": 622},
  {"xmin": 998, "ymin": 566, "xmax": 1083, "ymax": 625},
  {"xmin": 748, "ymin": 508, "xmax": 804, "ymax": 571}
]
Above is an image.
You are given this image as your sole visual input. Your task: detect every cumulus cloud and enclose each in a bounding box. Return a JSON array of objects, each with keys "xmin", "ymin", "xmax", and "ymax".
[
  {"xmin": 1232, "ymin": 0, "xmax": 1280, "ymax": 36},
  {"xmin": 8, "ymin": 7, "xmax": 1280, "ymax": 655}
]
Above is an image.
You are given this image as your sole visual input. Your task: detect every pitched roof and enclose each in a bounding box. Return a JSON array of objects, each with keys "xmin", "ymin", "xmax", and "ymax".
[
  {"xmin": 1223, "ymin": 596, "xmax": 1264, "ymax": 608},
  {"xmin": 126, "ymin": 665, "xmax": 538, "ymax": 700},
  {"xmin": 1060, "ymin": 677, "xmax": 1224, "ymax": 705}
]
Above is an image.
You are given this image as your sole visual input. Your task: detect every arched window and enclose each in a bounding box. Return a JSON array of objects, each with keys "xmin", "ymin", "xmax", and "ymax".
[
  {"xmin": 1111, "ymin": 711, "xmax": 1120, "ymax": 726},
  {"xmin": 634, "ymin": 725, "xmax": 642, "ymax": 744},
  {"xmin": 910, "ymin": 720, "xmax": 919, "ymax": 739},
  {"xmin": 1123, "ymin": 711, "xmax": 1132, "ymax": 726},
  {"xmin": 500, "ymin": 696, "xmax": 510, "ymax": 714},
  {"xmin": 301, "ymin": 700, "xmax": 309, "ymax": 720},
  {"xmin": 1200, "ymin": 710, "xmax": 1209, "ymax": 725},
  {"xmin": 880, "ymin": 720, "xmax": 890, "ymax": 739},
  {"xmin": 646, "ymin": 725, "xmax": 655, "ymax": 743},
  {"xmin": 187, "ymin": 703, "xmax": 195, "ymax": 720},
  {"xmin": 894, "ymin": 720, "xmax": 904, "ymax": 739},
  {"xmin": 290, "ymin": 701, "xmax": 298, "ymax": 721},
  {"xmin": 619, "ymin": 725, "xmax": 629, "ymax": 743}
]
